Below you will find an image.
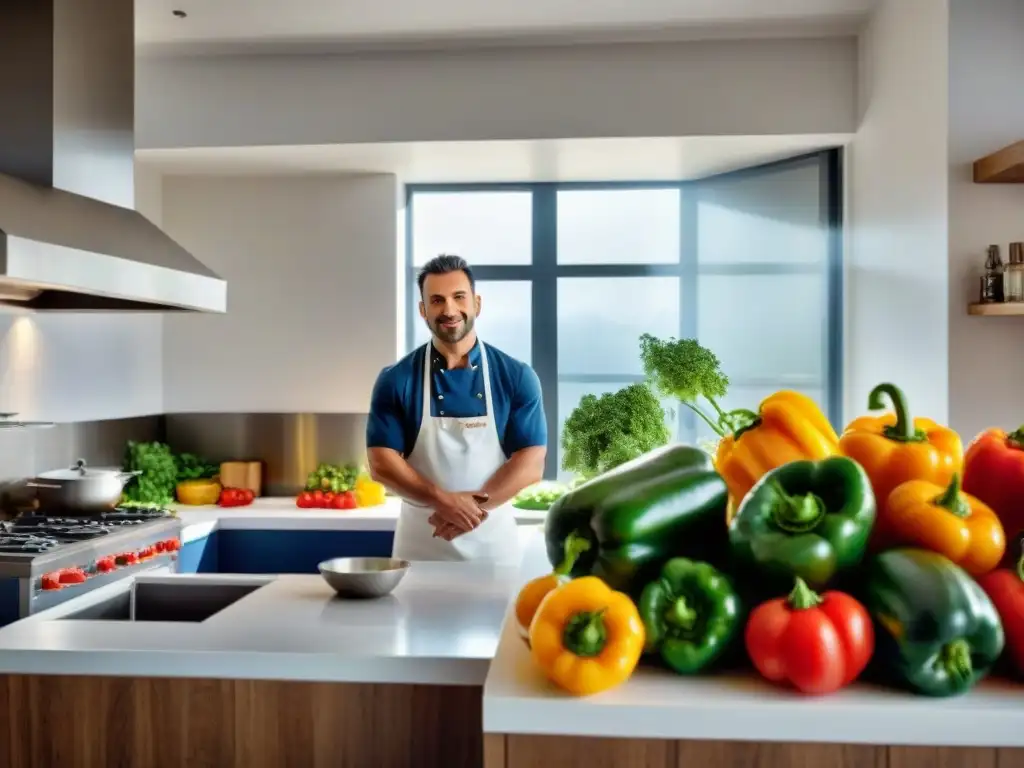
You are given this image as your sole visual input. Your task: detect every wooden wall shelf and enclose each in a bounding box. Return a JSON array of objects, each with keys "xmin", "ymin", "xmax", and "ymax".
[
  {"xmin": 973, "ymin": 141, "xmax": 1024, "ymax": 183},
  {"xmin": 968, "ymin": 302, "xmax": 1024, "ymax": 316}
]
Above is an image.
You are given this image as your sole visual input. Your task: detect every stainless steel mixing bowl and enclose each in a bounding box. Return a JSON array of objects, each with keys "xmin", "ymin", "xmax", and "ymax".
[{"xmin": 317, "ymin": 557, "xmax": 410, "ymax": 598}]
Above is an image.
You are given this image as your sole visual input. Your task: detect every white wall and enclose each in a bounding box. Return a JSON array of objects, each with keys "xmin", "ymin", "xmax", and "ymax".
[
  {"xmin": 947, "ymin": 0, "xmax": 1024, "ymax": 439},
  {"xmin": 845, "ymin": 0, "xmax": 949, "ymax": 426},
  {"xmin": 135, "ymin": 37, "xmax": 856, "ymax": 149},
  {"xmin": 160, "ymin": 173, "xmax": 399, "ymax": 412}
]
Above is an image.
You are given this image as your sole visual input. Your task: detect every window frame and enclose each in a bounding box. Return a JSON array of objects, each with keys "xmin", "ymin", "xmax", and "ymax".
[{"xmin": 405, "ymin": 149, "xmax": 844, "ymax": 480}]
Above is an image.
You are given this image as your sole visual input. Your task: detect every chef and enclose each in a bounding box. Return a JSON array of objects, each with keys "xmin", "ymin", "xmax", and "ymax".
[{"xmin": 366, "ymin": 254, "xmax": 548, "ymax": 565}]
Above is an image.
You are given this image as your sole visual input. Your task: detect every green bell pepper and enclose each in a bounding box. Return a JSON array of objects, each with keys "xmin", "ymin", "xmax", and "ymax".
[
  {"xmin": 728, "ymin": 456, "xmax": 875, "ymax": 590},
  {"xmin": 864, "ymin": 548, "xmax": 1005, "ymax": 697},
  {"xmin": 638, "ymin": 557, "xmax": 742, "ymax": 675},
  {"xmin": 544, "ymin": 444, "xmax": 728, "ymax": 594}
]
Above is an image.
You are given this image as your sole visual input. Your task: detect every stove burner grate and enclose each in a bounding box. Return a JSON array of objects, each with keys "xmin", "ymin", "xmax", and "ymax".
[{"xmin": 0, "ymin": 533, "xmax": 60, "ymax": 554}]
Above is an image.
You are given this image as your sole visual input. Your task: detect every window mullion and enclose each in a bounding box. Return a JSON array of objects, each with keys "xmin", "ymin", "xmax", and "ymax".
[{"xmin": 531, "ymin": 187, "xmax": 559, "ymax": 480}]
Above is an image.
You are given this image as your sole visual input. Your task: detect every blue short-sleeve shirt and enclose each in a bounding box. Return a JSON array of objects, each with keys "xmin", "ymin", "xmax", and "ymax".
[{"xmin": 366, "ymin": 341, "xmax": 547, "ymax": 459}]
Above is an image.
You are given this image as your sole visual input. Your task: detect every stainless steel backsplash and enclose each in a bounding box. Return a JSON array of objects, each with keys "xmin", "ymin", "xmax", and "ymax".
[
  {"xmin": 0, "ymin": 413, "xmax": 369, "ymax": 499},
  {"xmin": 164, "ymin": 413, "xmax": 369, "ymax": 497},
  {"xmin": 0, "ymin": 416, "xmax": 162, "ymax": 481}
]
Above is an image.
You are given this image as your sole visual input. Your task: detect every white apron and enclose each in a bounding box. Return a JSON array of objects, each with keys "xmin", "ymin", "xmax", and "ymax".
[{"xmin": 392, "ymin": 342, "xmax": 521, "ymax": 565}]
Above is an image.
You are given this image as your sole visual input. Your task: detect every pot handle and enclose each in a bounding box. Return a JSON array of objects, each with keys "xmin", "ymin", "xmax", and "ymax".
[
  {"xmin": 25, "ymin": 482, "xmax": 61, "ymax": 489},
  {"xmin": 117, "ymin": 470, "xmax": 142, "ymax": 479}
]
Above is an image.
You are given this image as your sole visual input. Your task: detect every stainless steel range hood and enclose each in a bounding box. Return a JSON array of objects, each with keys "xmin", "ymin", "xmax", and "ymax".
[{"xmin": 0, "ymin": 0, "xmax": 227, "ymax": 313}]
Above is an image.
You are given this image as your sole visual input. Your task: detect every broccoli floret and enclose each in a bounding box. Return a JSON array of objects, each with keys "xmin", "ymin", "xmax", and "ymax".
[
  {"xmin": 639, "ymin": 333, "xmax": 757, "ymax": 438},
  {"xmin": 560, "ymin": 382, "xmax": 671, "ymax": 480}
]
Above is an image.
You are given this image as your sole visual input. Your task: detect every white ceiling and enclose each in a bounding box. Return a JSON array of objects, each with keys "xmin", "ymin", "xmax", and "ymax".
[
  {"xmin": 136, "ymin": 0, "xmax": 874, "ymax": 53},
  {"xmin": 135, "ymin": 136, "xmax": 850, "ymax": 183}
]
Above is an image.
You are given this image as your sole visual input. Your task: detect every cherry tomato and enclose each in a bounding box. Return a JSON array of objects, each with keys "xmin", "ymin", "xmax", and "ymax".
[
  {"xmin": 745, "ymin": 577, "xmax": 874, "ymax": 695},
  {"xmin": 58, "ymin": 568, "xmax": 87, "ymax": 585},
  {"xmin": 241, "ymin": 488, "xmax": 255, "ymax": 504},
  {"xmin": 323, "ymin": 492, "xmax": 336, "ymax": 507},
  {"xmin": 41, "ymin": 574, "xmax": 61, "ymax": 590},
  {"xmin": 296, "ymin": 491, "xmax": 314, "ymax": 508},
  {"xmin": 312, "ymin": 490, "xmax": 325, "ymax": 508},
  {"xmin": 329, "ymin": 491, "xmax": 356, "ymax": 510}
]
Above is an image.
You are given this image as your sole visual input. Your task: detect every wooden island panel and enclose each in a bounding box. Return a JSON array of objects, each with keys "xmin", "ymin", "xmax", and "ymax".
[
  {"xmin": 486, "ymin": 734, "xmax": 1022, "ymax": 768},
  {"xmin": 0, "ymin": 674, "xmax": 481, "ymax": 768}
]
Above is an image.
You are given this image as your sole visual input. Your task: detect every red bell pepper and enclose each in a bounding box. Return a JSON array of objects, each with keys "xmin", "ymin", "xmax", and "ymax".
[
  {"xmin": 964, "ymin": 427, "xmax": 1024, "ymax": 565},
  {"xmin": 978, "ymin": 553, "xmax": 1024, "ymax": 678}
]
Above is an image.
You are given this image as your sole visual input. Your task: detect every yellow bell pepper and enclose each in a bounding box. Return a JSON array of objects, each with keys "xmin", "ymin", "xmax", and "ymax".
[
  {"xmin": 175, "ymin": 479, "xmax": 222, "ymax": 506},
  {"xmin": 353, "ymin": 475, "xmax": 387, "ymax": 507},
  {"xmin": 528, "ymin": 576, "xmax": 645, "ymax": 696},
  {"xmin": 715, "ymin": 390, "xmax": 839, "ymax": 519},
  {"xmin": 514, "ymin": 533, "xmax": 590, "ymax": 643}
]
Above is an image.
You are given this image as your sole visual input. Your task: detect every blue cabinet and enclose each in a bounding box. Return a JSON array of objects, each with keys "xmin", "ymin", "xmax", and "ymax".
[{"xmin": 178, "ymin": 530, "xmax": 395, "ymax": 574}]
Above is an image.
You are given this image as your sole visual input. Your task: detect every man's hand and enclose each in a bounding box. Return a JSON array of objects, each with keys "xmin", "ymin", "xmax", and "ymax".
[{"xmin": 430, "ymin": 492, "xmax": 489, "ymax": 541}]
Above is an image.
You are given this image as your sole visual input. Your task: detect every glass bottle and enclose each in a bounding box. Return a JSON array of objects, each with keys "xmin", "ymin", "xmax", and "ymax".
[
  {"xmin": 983, "ymin": 244, "xmax": 1004, "ymax": 303},
  {"xmin": 1006, "ymin": 243, "xmax": 1024, "ymax": 302}
]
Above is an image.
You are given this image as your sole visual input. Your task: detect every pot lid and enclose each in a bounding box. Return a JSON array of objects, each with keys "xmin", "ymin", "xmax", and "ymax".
[{"xmin": 36, "ymin": 459, "xmax": 129, "ymax": 481}]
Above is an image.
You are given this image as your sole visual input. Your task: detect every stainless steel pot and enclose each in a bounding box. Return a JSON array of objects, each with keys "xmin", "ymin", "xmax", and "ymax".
[{"xmin": 27, "ymin": 459, "xmax": 141, "ymax": 513}]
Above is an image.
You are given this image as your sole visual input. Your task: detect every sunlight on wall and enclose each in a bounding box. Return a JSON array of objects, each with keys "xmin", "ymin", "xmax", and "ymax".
[{"xmin": 0, "ymin": 316, "xmax": 41, "ymax": 419}]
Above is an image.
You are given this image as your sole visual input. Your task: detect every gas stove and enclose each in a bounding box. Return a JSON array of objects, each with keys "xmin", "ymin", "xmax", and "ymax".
[{"xmin": 0, "ymin": 505, "xmax": 183, "ymax": 621}]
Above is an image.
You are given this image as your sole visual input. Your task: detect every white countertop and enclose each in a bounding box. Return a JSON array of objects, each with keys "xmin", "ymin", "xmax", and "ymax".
[
  {"xmin": 0, "ymin": 534, "xmax": 549, "ymax": 685},
  {"xmin": 482, "ymin": 608, "xmax": 1024, "ymax": 748},
  {"xmin": 174, "ymin": 496, "xmax": 547, "ymax": 543}
]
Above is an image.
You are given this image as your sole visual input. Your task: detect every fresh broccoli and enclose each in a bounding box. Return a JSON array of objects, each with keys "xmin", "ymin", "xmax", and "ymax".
[
  {"xmin": 560, "ymin": 382, "xmax": 671, "ymax": 480},
  {"xmin": 639, "ymin": 333, "xmax": 757, "ymax": 438}
]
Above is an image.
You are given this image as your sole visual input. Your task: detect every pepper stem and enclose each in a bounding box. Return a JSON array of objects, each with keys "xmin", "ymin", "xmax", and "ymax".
[
  {"xmin": 940, "ymin": 639, "xmax": 973, "ymax": 683},
  {"xmin": 1017, "ymin": 552, "xmax": 1024, "ymax": 583},
  {"xmin": 562, "ymin": 608, "xmax": 608, "ymax": 658},
  {"xmin": 787, "ymin": 577, "xmax": 823, "ymax": 610},
  {"xmin": 932, "ymin": 474, "xmax": 970, "ymax": 519},
  {"xmin": 769, "ymin": 479, "xmax": 827, "ymax": 533},
  {"xmin": 664, "ymin": 596, "xmax": 698, "ymax": 630},
  {"xmin": 868, "ymin": 383, "xmax": 926, "ymax": 443},
  {"xmin": 555, "ymin": 532, "xmax": 591, "ymax": 576},
  {"xmin": 1008, "ymin": 427, "xmax": 1024, "ymax": 447}
]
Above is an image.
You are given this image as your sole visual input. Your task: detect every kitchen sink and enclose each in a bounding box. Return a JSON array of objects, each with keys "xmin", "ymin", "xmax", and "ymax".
[{"xmin": 57, "ymin": 575, "xmax": 271, "ymax": 623}]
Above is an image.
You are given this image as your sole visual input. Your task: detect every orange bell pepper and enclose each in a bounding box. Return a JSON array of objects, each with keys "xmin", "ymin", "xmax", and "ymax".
[
  {"xmin": 885, "ymin": 474, "xmax": 1006, "ymax": 577},
  {"xmin": 528, "ymin": 576, "xmax": 645, "ymax": 696},
  {"xmin": 838, "ymin": 383, "xmax": 963, "ymax": 550},
  {"xmin": 715, "ymin": 390, "xmax": 839, "ymax": 518},
  {"xmin": 514, "ymin": 532, "xmax": 590, "ymax": 643}
]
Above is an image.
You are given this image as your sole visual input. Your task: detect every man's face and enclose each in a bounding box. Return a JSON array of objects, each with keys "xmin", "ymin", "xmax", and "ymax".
[{"xmin": 419, "ymin": 270, "xmax": 481, "ymax": 344}]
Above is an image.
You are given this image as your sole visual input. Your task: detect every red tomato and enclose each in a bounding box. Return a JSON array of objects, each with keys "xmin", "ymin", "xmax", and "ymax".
[
  {"xmin": 58, "ymin": 568, "xmax": 87, "ymax": 585},
  {"xmin": 323, "ymin": 492, "xmax": 336, "ymax": 507},
  {"xmin": 296, "ymin": 491, "xmax": 314, "ymax": 508},
  {"xmin": 329, "ymin": 491, "xmax": 357, "ymax": 510},
  {"xmin": 41, "ymin": 573, "xmax": 61, "ymax": 590},
  {"xmin": 95, "ymin": 556, "xmax": 116, "ymax": 573},
  {"xmin": 978, "ymin": 556, "xmax": 1024, "ymax": 677},
  {"xmin": 745, "ymin": 578, "xmax": 874, "ymax": 695},
  {"xmin": 241, "ymin": 488, "xmax": 255, "ymax": 504},
  {"xmin": 312, "ymin": 490, "xmax": 325, "ymax": 508}
]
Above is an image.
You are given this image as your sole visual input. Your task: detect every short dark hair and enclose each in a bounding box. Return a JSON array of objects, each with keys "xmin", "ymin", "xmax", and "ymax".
[{"xmin": 417, "ymin": 254, "xmax": 475, "ymax": 295}]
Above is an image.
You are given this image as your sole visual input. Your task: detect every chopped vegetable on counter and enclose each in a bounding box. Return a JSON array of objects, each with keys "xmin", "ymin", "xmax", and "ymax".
[
  {"xmin": 121, "ymin": 440, "xmax": 178, "ymax": 505},
  {"xmin": 528, "ymin": 576, "xmax": 645, "ymax": 696},
  {"xmin": 638, "ymin": 558, "xmax": 742, "ymax": 675},
  {"xmin": 296, "ymin": 489, "xmax": 356, "ymax": 509},
  {"xmin": 884, "ymin": 474, "xmax": 1005, "ymax": 577},
  {"xmin": 514, "ymin": 532, "xmax": 591, "ymax": 642},
  {"xmin": 963, "ymin": 426, "xmax": 1024, "ymax": 565},
  {"xmin": 175, "ymin": 478, "xmax": 222, "ymax": 506},
  {"xmin": 512, "ymin": 481, "xmax": 569, "ymax": 511},
  {"xmin": 219, "ymin": 487, "xmax": 255, "ymax": 507},
  {"xmin": 745, "ymin": 577, "xmax": 873, "ymax": 695},
  {"xmin": 544, "ymin": 444, "xmax": 728, "ymax": 594},
  {"xmin": 353, "ymin": 475, "xmax": 387, "ymax": 507},
  {"xmin": 639, "ymin": 334, "xmax": 839, "ymax": 513},
  {"xmin": 864, "ymin": 548, "xmax": 1004, "ymax": 697},
  {"xmin": 729, "ymin": 456, "xmax": 875, "ymax": 589},
  {"xmin": 305, "ymin": 463, "xmax": 361, "ymax": 493},
  {"xmin": 978, "ymin": 554, "xmax": 1024, "ymax": 678},
  {"xmin": 560, "ymin": 382, "xmax": 671, "ymax": 480},
  {"xmin": 838, "ymin": 383, "xmax": 963, "ymax": 551}
]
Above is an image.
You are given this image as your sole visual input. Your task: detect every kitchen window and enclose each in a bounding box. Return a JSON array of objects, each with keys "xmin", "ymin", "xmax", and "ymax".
[{"xmin": 405, "ymin": 150, "xmax": 843, "ymax": 481}]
